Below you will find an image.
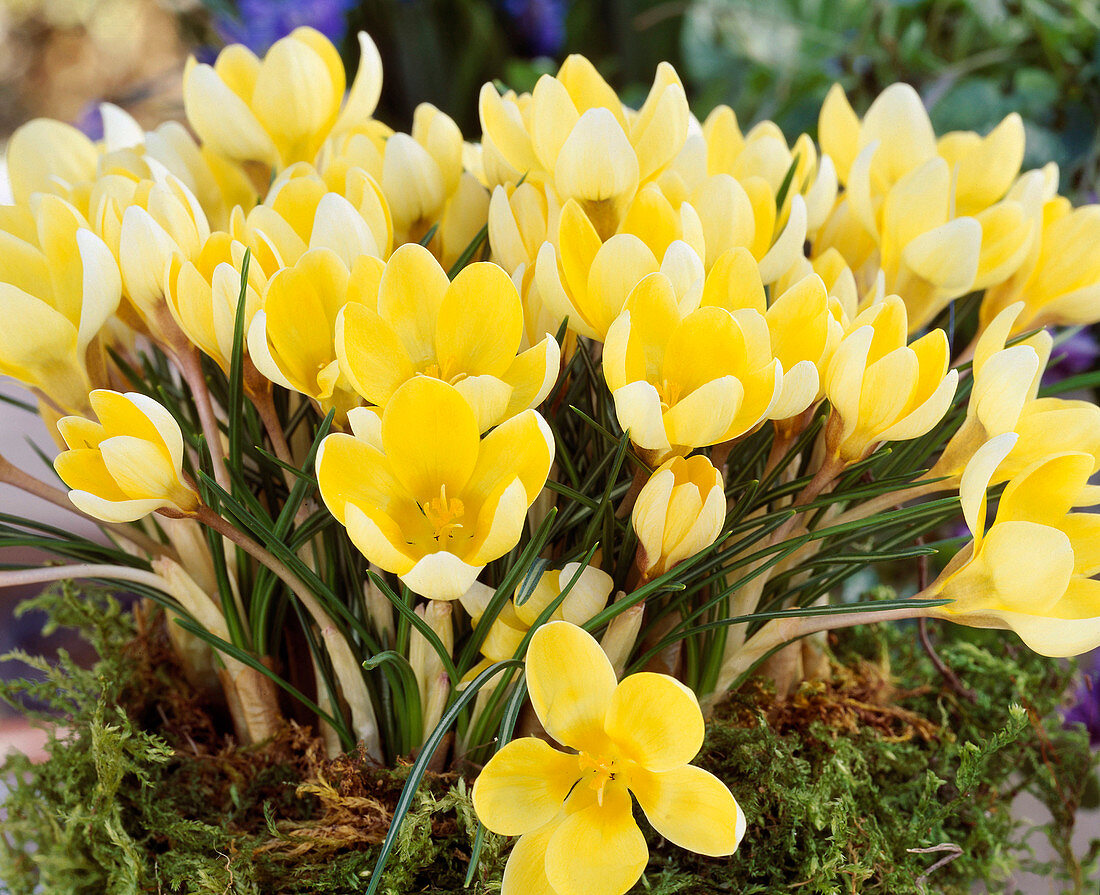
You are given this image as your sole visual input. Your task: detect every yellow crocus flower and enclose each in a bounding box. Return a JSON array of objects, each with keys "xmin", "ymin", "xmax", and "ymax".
[
  {"xmin": 234, "ymin": 162, "xmax": 392, "ymax": 271},
  {"xmin": 479, "ymin": 56, "xmax": 689, "ymax": 238},
  {"xmin": 183, "ymin": 29, "xmax": 383, "ymax": 170},
  {"xmin": 0, "ymin": 196, "xmax": 121, "ymax": 414},
  {"xmin": 603, "ymin": 272, "xmax": 782, "ymax": 459},
  {"xmin": 87, "ymin": 169, "xmax": 211, "ymax": 334},
  {"xmin": 981, "ymin": 198, "xmax": 1100, "ymax": 333},
  {"xmin": 633, "ymin": 455, "xmax": 724, "ymax": 580},
  {"xmin": 818, "ymin": 83, "xmax": 1031, "ymax": 330},
  {"xmin": 315, "ymin": 377, "xmax": 554, "ymax": 600},
  {"xmin": 824, "ymin": 296, "xmax": 958, "ymax": 462},
  {"xmin": 931, "ymin": 302, "xmax": 1048, "ymax": 479},
  {"xmin": 458, "ymin": 563, "xmax": 614, "ymax": 677},
  {"xmin": 489, "ymin": 181, "xmax": 556, "ymax": 276},
  {"xmin": 164, "ymin": 232, "xmax": 268, "ymax": 373},
  {"xmin": 5, "ymin": 118, "xmax": 98, "ymax": 207},
  {"xmin": 247, "ymin": 247, "xmax": 381, "ymax": 417},
  {"xmin": 54, "ymin": 389, "xmax": 199, "ymax": 523},
  {"xmin": 472, "ymin": 621, "xmax": 744, "ymax": 895},
  {"xmin": 928, "ymin": 434, "xmax": 1100, "ymax": 656},
  {"xmin": 336, "ymin": 243, "xmax": 560, "ymax": 431},
  {"xmin": 534, "ymin": 194, "xmax": 709, "ymax": 342}
]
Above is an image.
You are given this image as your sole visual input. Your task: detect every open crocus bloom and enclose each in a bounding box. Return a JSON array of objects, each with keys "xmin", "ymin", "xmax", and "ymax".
[
  {"xmin": 473, "ymin": 621, "xmax": 744, "ymax": 895},
  {"xmin": 603, "ymin": 271, "xmax": 782, "ymax": 459},
  {"xmin": 316, "ymin": 376, "xmax": 554, "ymax": 600},
  {"xmin": 336, "ymin": 242, "xmax": 560, "ymax": 432},
  {"xmin": 929, "ymin": 434, "xmax": 1100, "ymax": 657},
  {"xmin": 54, "ymin": 389, "xmax": 199, "ymax": 523}
]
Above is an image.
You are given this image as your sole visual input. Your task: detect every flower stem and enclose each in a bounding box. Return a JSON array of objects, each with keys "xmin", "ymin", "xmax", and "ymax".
[{"xmin": 177, "ymin": 347, "xmax": 231, "ymax": 494}]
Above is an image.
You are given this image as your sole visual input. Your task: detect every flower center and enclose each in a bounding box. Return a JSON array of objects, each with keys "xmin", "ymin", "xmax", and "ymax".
[
  {"xmin": 420, "ymin": 484, "xmax": 465, "ymax": 541},
  {"xmin": 578, "ymin": 751, "xmax": 617, "ymax": 806},
  {"xmin": 657, "ymin": 377, "xmax": 682, "ymax": 412}
]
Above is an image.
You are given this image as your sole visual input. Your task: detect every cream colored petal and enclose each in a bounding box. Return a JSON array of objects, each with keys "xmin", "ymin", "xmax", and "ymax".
[
  {"xmin": 612, "ymin": 381, "xmax": 672, "ymax": 453},
  {"xmin": 182, "ymin": 60, "xmax": 278, "ymax": 166},
  {"xmin": 875, "ymin": 368, "xmax": 958, "ymax": 444},
  {"xmin": 818, "ymin": 84, "xmax": 860, "ymax": 185},
  {"xmin": 530, "ymin": 75, "xmax": 581, "ymax": 171},
  {"xmin": 958, "ymin": 433, "xmax": 1018, "ymax": 542},
  {"xmin": 333, "ymin": 31, "xmax": 384, "ymax": 135},
  {"xmin": 452, "ymin": 375, "xmax": 514, "ymax": 433},
  {"xmin": 501, "ymin": 335, "xmax": 561, "ymax": 419},
  {"xmin": 554, "ymin": 108, "xmax": 639, "ymax": 210},
  {"xmin": 68, "ymin": 491, "xmax": 168, "ymax": 523},
  {"xmin": 467, "ymin": 477, "xmax": 530, "ymax": 565},
  {"xmin": 400, "ymin": 550, "xmax": 485, "ymax": 601}
]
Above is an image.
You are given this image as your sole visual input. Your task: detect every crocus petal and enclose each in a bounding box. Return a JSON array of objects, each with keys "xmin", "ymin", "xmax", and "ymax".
[
  {"xmin": 500, "ymin": 819, "xmax": 562, "ymax": 895},
  {"xmin": 437, "ymin": 261, "xmax": 523, "ymax": 377},
  {"xmin": 473, "ymin": 738, "xmax": 581, "ymax": 836},
  {"xmin": 525, "ymin": 620, "xmax": 617, "ymax": 750},
  {"xmin": 382, "ymin": 377, "xmax": 480, "ymax": 500},
  {"xmin": 377, "ymin": 242, "xmax": 450, "ymax": 367},
  {"xmin": 628, "ymin": 764, "xmax": 745, "ymax": 856},
  {"xmin": 544, "ymin": 785, "xmax": 648, "ymax": 895},
  {"xmin": 336, "ymin": 303, "xmax": 416, "ymax": 405},
  {"xmin": 612, "ymin": 381, "xmax": 672, "ymax": 454},
  {"xmin": 604, "ymin": 672, "xmax": 703, "ymax": 772},
  {"xmin": 344, "ymin": 503, "xmax": 417, "ymax": 577},
  {"xmin": 400, "ymin": 550, "xmax": 483, "ymax": 601}
]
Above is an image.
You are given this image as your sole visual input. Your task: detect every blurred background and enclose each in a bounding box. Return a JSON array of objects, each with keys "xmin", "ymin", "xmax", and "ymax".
[{"xmin": 0, "ymin": 1, "xmax": 1098, "ymax": 883}]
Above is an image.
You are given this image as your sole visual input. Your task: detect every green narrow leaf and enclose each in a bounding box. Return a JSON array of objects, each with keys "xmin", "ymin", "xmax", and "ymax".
[
  {"xmin": 227, "ymin": 249, "xmax": 252, "ymax": 482},
  {"xmin": 364, "ymin": 659, "xmax": 524, "ymax": 895}
]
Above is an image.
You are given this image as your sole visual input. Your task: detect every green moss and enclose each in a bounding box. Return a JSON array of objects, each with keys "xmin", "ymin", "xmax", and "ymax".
[{"xmin": 1, "ymin": 589, "xmax": 1096, "ymax": 894}]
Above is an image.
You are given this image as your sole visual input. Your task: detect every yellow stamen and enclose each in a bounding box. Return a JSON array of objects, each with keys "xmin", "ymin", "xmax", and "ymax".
[
  {"xmin": 421, "ymin": 484, "xmax": 465, "ymax": 541},
  {"xmin": 578, "ymin": 752, "xmax": 616, "ymax": 807}
]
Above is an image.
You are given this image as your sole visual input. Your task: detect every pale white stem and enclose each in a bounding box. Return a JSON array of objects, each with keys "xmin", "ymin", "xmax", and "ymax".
[
  {"xmin": 703, "ymin": 603, "xmax": 931, "ymax": 712},
  {"xmin": 0, "ymin": 563, "xmax": 169, "ymax": 592}
]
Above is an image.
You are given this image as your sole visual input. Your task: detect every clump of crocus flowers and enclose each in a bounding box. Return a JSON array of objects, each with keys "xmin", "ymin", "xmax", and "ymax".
[{"xmin": 3, "ymin": 27, "xmax": 1100, "ymax": 894}]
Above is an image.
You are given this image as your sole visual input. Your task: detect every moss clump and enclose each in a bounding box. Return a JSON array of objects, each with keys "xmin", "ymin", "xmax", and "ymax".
[{"xmin": 1, "ymin": 588, "xmax": 1096, "ymax": 894}]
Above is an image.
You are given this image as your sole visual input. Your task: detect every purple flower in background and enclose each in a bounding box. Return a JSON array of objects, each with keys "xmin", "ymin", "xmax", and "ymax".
[
  {"xmin": 499, "ymin": 0, "xmax": 567, "ymax": 56},
  {"xmin": 1042, "ymin": 328, "xmax": 1100, "ymax": 387},
  {"xmin": 73, "ymin": 102, "xmax": 105, "ymax": 141},
  {"xmin": 1065, "ymin": 649, "xmax": 1100, "ymax": 748},
  {"xmin": 213, "ymin": 0, "xmax": 358, "ymax": 54}
]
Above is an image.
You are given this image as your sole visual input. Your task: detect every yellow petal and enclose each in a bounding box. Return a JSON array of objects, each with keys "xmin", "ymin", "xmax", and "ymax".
[
  {"xmin": 998, "ymin": 451, "xmax": 1094, "ymax": 528},
  {"xmin": 629, "ymin": 763, "xmax": 745, "ymax": 856},
  {"xmin": 526, "ymin": 621, "xmax": 617, "ymax": 750},
  {"xmin": 437, "ymin": 262, "xmax": 523, "ymax": 378},
  {"xmin": 464, "ymin": 409, "xmax": 554, "ymax": 505},
  {"xmin": 664, "ymin": 376, "xmax": 745, "ymax": 448},
  {"xmin": 605, "ymin": 672, "xmax": 703, "ymax": 771},
  {"xmin": 467, "ymin": 477, "xmax": 530, "ymax": 564},
  {"xmin": 501, "ymin": 335, "xmax": 561, "ymax": 420},
  {"xmin": 336, "ymin": 303, "xmax": 415, "ymax": 405},
  {"xmin": 474, "ymin": 738, "xmax": 580, "ymax": 836},
  {"xmin": 500, "ymin": 818, "xmax": 562, "ymax": 895},
  {"xmin": 344, "ymin": 503, "xmax": 418, "ymax": 576},
  {"xmin": 377, "ymin": 243, "xmax": 450, "ymax": 367},
  {"xmin": 958, "ymin": 433, "xmax": 1018, "ymax": 542},
  {"xmin": 818, "ymin": 84, "xmax": 860, "ymax": 185},
  {"xmin": 333, "ymin": 32, "xmax": 384, "ymax": 136},
  {"xmin": 452, "ymin": 375, "xmax": 514, "ymax": 433},
  {"xmin": 382, "ymin": 377, "xmax": 480, "ymax": 500},
  {"xmin": 315, "ymin": 431, "xmax": 408, "ymax": 524},
  {"xmin": 544, "ymin": 784, "xmax": 648, "ymax": 895}
]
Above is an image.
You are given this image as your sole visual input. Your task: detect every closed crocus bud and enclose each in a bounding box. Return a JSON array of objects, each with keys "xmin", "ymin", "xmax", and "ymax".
[
  {"xmin": 316, "ymin": 377, "xmax": 554, "ymax": 600},
  {"xmin": 633, "ymin": 455, "xmax": 724, "ymax": 580},
  {"xmin": 824, "ymin": 296, "xmax": 958, "ymax": 463},
  {"xmin": 248, "ymin": 247, "xmax": 382, "ymax": 417},
  {"xmin": 183, "ymin": 28, "xmax": 383, "ymax": 170},
  {"xmin": 409, "ymin": 601, "xmax": 454, "ymax": 736},
  {"xmin": 164, "ymin": 232, "xmax": 267, "ymax": 373},
  {"xmin": 0, "ymin": 196, "xmax": 120, "ymax": 414},
  {"xmin": 929, "ymin": 435, "xmax": 1100, "ymax": 657},
  {"xmin": 240, "ymin": 162, "xmax": 392, "ymax": 270},
  {"xmin": 604, "ymin": 272, "xmax": 781, "ymax": 460},
  {"xmin": 54, "ymin": 389, "xmax": 199, "ymax": 523},
  {"xmin": 336, "ymin": 243, "xmax": 559, "ymax": 432}
]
